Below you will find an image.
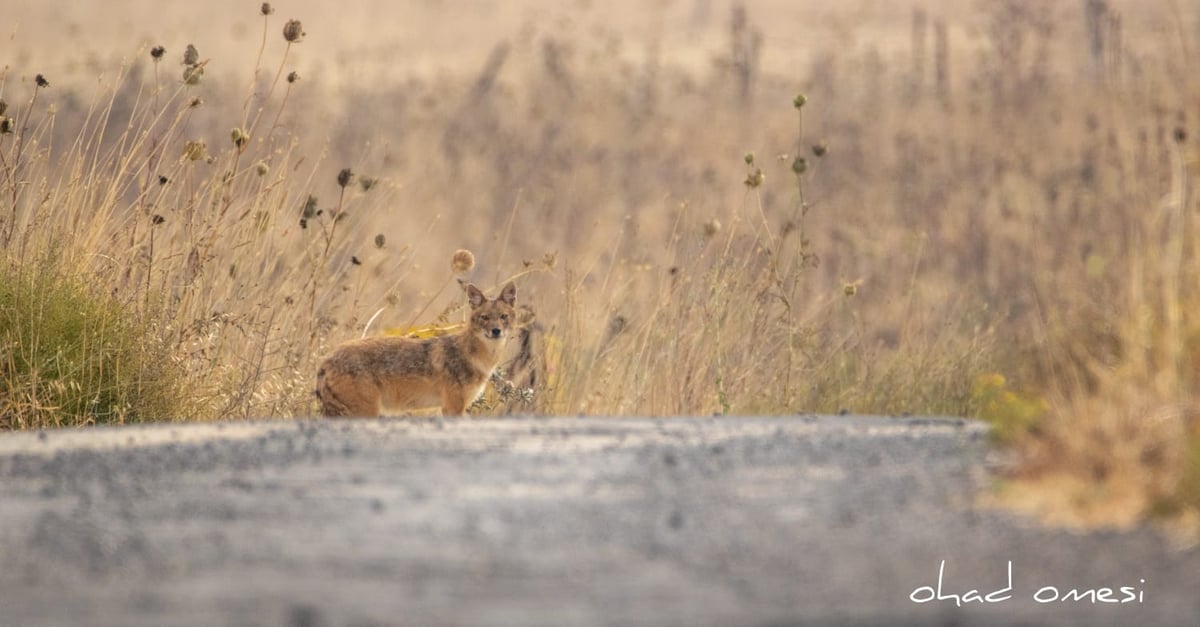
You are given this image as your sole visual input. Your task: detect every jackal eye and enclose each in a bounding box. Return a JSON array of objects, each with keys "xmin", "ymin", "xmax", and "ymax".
[{"xmin": 500, "ymin": 313, "xmax": 509, "ymax": 321}]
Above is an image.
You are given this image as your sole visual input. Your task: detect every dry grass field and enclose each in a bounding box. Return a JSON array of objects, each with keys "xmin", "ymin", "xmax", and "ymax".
[{"xmin": 2, "ymin": 0, "xmax": 1199, "ymax": 535}]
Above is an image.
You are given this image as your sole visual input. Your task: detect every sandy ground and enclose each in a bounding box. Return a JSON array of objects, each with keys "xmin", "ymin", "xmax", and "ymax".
[{"xmin": 0, "ymin": 415, "xmax": 1197, "ymax": 626}]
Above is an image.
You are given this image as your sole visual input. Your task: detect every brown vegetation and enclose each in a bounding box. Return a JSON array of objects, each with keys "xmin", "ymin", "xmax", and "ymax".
[{"xmin": 1, "ymin": 0, "xmax": 1198, "ymax": 535}]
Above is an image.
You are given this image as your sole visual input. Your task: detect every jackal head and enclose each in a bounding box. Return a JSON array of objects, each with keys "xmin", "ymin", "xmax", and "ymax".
[{"xmin": 465, "ymin": 282, "xmax": 517, "ymax": 341}]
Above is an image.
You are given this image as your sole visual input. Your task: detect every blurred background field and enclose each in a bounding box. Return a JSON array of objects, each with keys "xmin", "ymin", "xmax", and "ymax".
[{"xmin": 2, "ymin": 0, "xmax": 1199, "ymax": 534}]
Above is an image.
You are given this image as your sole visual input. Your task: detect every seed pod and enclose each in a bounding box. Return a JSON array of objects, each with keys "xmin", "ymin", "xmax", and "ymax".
[
  {"xmin": 283, "ymin": 20, "xmax": 305, "ymax": 42},
  {"xmin": 451, "ymin": 249, "xmax": 476, "ymax": 274}
]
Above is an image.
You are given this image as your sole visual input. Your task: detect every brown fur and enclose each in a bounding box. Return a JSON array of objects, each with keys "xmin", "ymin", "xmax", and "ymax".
[{"xmin": 315, "ymin": 283, "xmax": 517, "ymax": 417}]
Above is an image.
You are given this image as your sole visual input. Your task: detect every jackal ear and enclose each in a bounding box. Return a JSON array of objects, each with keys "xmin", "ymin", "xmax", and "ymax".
[
  {"xmin": 465, "ymin": 283, "xmax": 486, "ymax": 308},
  {"xmin": 499, "ymin": 282, "xmax": 516, "ymax": 306}
]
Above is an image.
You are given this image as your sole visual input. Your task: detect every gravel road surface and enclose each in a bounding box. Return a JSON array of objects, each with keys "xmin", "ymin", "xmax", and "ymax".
[{"xmin": 0, "ymin": 415, "xmax": 1196, "ymax": 626}]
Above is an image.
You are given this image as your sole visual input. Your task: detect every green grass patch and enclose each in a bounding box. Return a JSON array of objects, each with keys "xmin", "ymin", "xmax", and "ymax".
[{"xmin": 0, "ymin": 260, "xmax": 184, "ymax": 429}]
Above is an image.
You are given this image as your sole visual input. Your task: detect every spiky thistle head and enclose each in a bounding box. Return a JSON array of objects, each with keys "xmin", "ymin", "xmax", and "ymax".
[
  {"xmin": 283, "ymin": 19, "xmax": 305, "ymax": 42},
  {"xmin": 451, "ymin": 249, "xmax": 476, "ymax": 275}
]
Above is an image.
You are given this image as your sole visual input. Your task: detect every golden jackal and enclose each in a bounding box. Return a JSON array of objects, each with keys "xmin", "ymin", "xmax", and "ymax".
[{"xmin": 315, "ymin": 282, "xmax": 517, "ymax": 417}]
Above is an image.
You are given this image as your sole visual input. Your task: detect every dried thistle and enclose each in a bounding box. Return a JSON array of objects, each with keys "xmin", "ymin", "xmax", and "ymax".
[
  {"xmin": 255, "ymin": 161, "xmax": 270, "ymax": 176},
  {"xmin": 358, "ymin": 176, "xmax": 378, "ymax": 192},
  {"xmin": 374, "ymin": 234, "xmax": 386, "ymax": 249},
  {"xmin": 793, "ymin": 93, "xmax": 807, "ymax": 109},
  {"xmin": 744, "ymin": 152, "xmax": 755, "ymax": 165},
  {"xmin": 150, "ymin": 46, "xmax": 165, "ymax": 61},
  {"xmin": 287, "ymin": 71, "xmax": 300, "ymax": 83},
  {"xmin": 283, "ymin": 19, "xmax": 305, "ymax": 42},
  {"xmin": 301, "ymin": 195, "xmax": 318, "ymax": 219},
  {"xmin": 34, "ymin": 74, "xmax": 49, "ymax": 88},
  {"xmin": 261, "ymin": 2, "xmax": 274, "ymax": 15},
  {"xmin": 337, "ymin": 168, "xmax": 354, "ymax": 188},
  {"xmin": 230, "ymin": 127, "xmax": 248, "ymax": 148},
  {"xmin": 0, "ymin": 117, "xmax": 13, "ymax": 135},
  {"xmin": 183, "ymin": 44, "xmax": 200, "ymax": 66},
  {"xmin": 812, "ymin": 142, "xmax": 828, "ymax": 158},
  {"xmin": 183, "ymin": 140, "xmax": 208, "ymax": 161},
  {"xmin": 183, "ymin": 64, "xmax": 204, "ymax": 85},
  {"xmin": 744, "ymin": 167, "xmax": 765, "ymax": 188},
  {"xmin": 703, "ymin": 219, "xmax": 721, "ymax": 237},
  {"xmin": 451, "ymin": 249, "xmax": 476, "ymax": 274},
  {"xmin": 791, "ymin": 157, "xmax": 808, "ymax": 175},
  {"xmin": 151, "ymin": 214, "xmax": 166, "ymax": 225}
]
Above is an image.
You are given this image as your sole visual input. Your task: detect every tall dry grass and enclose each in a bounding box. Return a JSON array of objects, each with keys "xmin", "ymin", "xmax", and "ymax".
[{"xmin": 0, "ymin": 0, "xmax": 1198, "ymax": 532}]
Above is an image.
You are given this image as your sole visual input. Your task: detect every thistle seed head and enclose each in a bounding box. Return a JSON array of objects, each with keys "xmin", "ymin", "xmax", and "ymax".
[
  {"xmin": 150, "ymin": 46, "xmax": 165, "ymax": 61},
  {"xmin": 0, "ymin": 117, "xmax": 13, "ymax": 134},
  {"xmin": 744, "ymin": 167, "xmax": 765, "ymax": 188},
  {"xmin": 374, "ymin": 233, "xmax": 386, "ymax": 249},
  {"xmin": 255, "ymin": 161, "xmax": 270, "ymax": 176},
  {"xmin": 793, "ymin": 93, "xmax": 807, "ymax": 108},
  {"xmin": 183, "ymin": 44, "xmax": 200, "ymax": 66},
  {"xmin": 337, "ymin": 168, "xmax": 354, "ymax": 188},
  {"xmin": 183, "ymin": 64, "xmax": 204, "ymax": 85},
  {"xmin": 283, "ymin": 19, "xmax": 305, "ymax": 42},
  {"xmin": 231, "ymin": 127, "xmax": 248, "ymax": 148},
  {"xmin": 183, "ymin": 140, "xmax": 207, "ymax": 161},
  {"xmin": 301, "ymin": 195, "xmax": 318, "ymax": 219},
  {"xmin": 287, "ymin": 71, "xmax": 300, "ymax": 83},
  {"xmin": 451, "ymin": 249, "xmax": 476, "ymax": 274},
  {"xmin": 34, "ymin": 74, "xmax": 49, "ymax": 88},
  {"xmin": 261, "ymin": 2, "xmax": 274, "ymax": 15},
  {"xmin": 791, "ymin": 156, "xmax": 808, "ymax": 175}
]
